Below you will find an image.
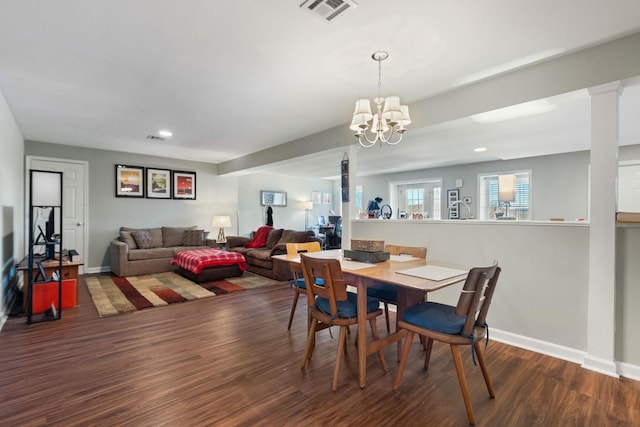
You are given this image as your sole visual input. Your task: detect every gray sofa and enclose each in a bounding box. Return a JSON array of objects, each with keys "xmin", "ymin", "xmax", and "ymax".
[
  {"xmin": 225, "ymin": 228, "xmax": 319, "ymax": 281},
  {"xmin": 110, "ymin": 226, "xmax": 214, "ymax": 277}
]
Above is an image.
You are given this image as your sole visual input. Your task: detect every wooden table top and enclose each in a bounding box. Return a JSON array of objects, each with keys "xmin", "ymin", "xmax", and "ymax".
[{"xmin": 273, "ymin": 249, "xmax": 467, "ymax": 292}]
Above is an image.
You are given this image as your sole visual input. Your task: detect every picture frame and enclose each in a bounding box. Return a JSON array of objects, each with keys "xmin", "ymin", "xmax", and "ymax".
[
  {"xmin": 173, "ymin": 170, "xmax": 196, "ymax": 200},
  {"xmin": 447, "ymin": 189, "xmax": 460, "ymax": 219},
  {"xmin": 260, "ymin": 190, "xmax": 287, "ymax": 207},
  {"xmin": 146, "ymin": 168, "xmax": 172, "ymax": 199},
  {"xmin": 323, "ymin": 192, "xmax": 332, "ymax": 205},
  {"xmin": 115, "ymin": 165, "xmax": 144, "ymax": 198},
  {"xmin": 311, "ymin": 191, "xmax": 322, "ymax": 204}
]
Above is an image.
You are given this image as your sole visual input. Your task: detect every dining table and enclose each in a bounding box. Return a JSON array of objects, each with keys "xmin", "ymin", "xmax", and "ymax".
[{"xmin": 272, "ymin": 249, "xmax": 468, "ymax": 388}]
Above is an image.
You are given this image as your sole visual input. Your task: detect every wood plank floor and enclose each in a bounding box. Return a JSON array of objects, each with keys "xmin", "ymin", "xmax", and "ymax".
[{"xmin": 1, "ymin": 276, "xmax": 639, "ymax": 426}]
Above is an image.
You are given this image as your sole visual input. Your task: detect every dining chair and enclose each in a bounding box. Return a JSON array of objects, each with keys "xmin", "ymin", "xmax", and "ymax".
[
  {"xmin": 367, "ymin": 244, "xmax": 428, "ymax": 333},
  {"xmin": 286, "ymin": 241, "xmax": 322, "ymax": 330},
  {"xmin": 393, "ymin": 264, "xmax": 501, "ymax": 425},
  {"xmin": 299, "ymin": 253, "xmax": 388, "ymax": 391}
]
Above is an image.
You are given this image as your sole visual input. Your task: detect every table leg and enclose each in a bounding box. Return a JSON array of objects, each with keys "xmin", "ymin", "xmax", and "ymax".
[{"xmin": 357, "ymin": 280, "xmax": 367, "ymax": 388}]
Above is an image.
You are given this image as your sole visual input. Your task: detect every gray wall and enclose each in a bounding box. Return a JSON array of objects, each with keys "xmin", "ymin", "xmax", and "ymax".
[
  {"xmin": 357, "ymin": 150, "xmax": 591, "ymax": 221},
  {"xmin": 236, "ymin": 173, "xmax": 334, "ymax": 236},
  {"xmin": 0, "ymin": 91, "xmax": 24, "ymax": 320},
  {"xmin": 24, "ymin": 140, "xmax": 238, "ymax": 272}
]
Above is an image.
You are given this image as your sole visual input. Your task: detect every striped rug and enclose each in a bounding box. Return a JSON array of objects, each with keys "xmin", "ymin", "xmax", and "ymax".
[{"xmin": 85, "ymin": 271, "xmax": 282, "ymax": 317}]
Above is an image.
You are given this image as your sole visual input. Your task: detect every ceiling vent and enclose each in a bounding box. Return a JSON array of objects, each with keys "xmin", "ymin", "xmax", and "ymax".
[
  {"xmin": 299, "ymin": 0, "xmax": 358, "ymax": 23},
  {"xmin": 146, "ymin": 135, "xmax": 166, "ymax": 141}
]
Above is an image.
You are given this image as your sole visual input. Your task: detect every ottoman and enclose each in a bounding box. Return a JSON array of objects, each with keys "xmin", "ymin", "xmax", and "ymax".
[{"xmin": 171, "ymin": 248, "xmax": 247, "ymax": 283}]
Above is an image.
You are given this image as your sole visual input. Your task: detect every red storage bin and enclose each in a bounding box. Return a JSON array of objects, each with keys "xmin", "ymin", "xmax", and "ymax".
[{"xmin": 32, "ymin": 279, "xmax": 77, "ymax": 313}]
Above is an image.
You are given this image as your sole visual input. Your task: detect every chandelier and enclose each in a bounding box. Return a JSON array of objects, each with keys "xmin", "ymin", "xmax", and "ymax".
[{"xmin": 350, "ymin": 51, "xmax": 411, "ymax": 147}]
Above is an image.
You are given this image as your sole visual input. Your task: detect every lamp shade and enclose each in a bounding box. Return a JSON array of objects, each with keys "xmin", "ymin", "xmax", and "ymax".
[
  {"xmin": 211, "ymin": 215, "xmax": 232, "ymax": 228},
  {"xmin": 498, "ymin": 174, "xmax": 516, "ymax": 203},
  {"xmin": 297, "ymin": 201, "xmax": 313, "ymax": 210}
]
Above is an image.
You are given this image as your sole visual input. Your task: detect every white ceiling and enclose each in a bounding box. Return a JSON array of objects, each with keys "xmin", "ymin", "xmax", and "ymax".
[{"xmin": 1, "ymin": 0, "xmax": 640, "ymax": 178}]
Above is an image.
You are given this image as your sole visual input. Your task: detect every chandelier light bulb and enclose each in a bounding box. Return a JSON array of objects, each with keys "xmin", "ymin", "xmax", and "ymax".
[{"xmin": 351, "ymin": 51, "xmax": 410, "ymax": 147}]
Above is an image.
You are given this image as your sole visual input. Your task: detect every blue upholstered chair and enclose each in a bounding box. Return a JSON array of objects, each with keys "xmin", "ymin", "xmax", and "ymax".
[
  {"xmin": 393, "ymin": 263, "xmax": 501, "ymax": 425},
  {"xmin": 299, "ymin": 253, "xmax": 387, "ymax": 391},
  {"xmin": 286, "ymin": 242, "xmax": 322, "ymax": 330},
  {"xmin": 367, "ymin": 244, "xmax": 428, "ymax": 333}
]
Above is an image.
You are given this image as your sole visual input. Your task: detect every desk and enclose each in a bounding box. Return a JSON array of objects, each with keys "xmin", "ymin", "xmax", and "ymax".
[
  {"xmin": 273, "ymin": 249, "xmax": 467, "ymax": 388},
  {"xmin": 17, "ymin": 257, "xmax": 84, "ymax": 310}
]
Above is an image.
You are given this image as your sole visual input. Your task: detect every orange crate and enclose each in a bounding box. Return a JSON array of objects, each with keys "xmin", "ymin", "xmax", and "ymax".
[{"xmin": 32, "ymin": 279, "xmax": 77, "ymax": 313}]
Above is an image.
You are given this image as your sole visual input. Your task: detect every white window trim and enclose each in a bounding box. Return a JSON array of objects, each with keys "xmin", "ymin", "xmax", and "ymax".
[
  {"xmin": 389, "ymin": 177, "xmax": 443, "ymax": 219},
  {"xmin": 477, "ymin": 169, "xmax": 533, "ymax": 220}
]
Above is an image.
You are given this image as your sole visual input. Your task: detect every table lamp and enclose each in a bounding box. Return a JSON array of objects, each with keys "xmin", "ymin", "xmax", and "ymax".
[
  {"xmin": 212, "ymin": 215, "xmax": 232, "ymax": 243},
  {"xmin": 498, "ymin": 174, "xmax": 516, "ymax": 219}
]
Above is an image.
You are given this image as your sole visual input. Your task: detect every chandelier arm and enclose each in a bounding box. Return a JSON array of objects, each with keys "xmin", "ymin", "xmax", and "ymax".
[
  {"xmin": 357, "ymin": 132, "xmax": 378, "ymax": 148},
  {"xmin": 385, "ymin": 130, "xmax": 403, "ymax": 145}
]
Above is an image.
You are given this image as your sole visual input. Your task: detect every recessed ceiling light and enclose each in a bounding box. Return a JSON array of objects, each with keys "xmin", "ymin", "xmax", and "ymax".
[
  {"xmin": 474, "ymin": 147, "xmax": 487, "ymax": 152},
  {"xmin": 158, "ymin": 130, "xmax": 173, "ymax": 138}
]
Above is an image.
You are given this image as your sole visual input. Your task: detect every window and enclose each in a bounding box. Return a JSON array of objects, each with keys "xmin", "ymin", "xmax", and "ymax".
[
  {"xmin": 390, "ymin": 178, "xmax": 443, "ymax": 219},
  {"xmin": 478, "ymin": 171, "xmax": 531, "ymax": 220}
]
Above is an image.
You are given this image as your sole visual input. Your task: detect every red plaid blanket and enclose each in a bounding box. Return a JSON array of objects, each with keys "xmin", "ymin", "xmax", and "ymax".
[{"xmin": 171, "ymin": 249, "xmax": 247, "ymax": 274}]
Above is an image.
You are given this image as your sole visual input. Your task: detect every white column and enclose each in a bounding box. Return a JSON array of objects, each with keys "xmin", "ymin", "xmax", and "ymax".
[
  {"xmin": 583, "ymin": 81, "xmax": 622, "ymax": 377},
  {"xmin": 341, "ymin": 144, "xmax": 358, "ymax": 250}
]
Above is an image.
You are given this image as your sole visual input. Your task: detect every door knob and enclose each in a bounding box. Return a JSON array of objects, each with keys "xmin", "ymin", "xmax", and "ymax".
[{"xmin": 77, "ymin": 222, "xmax": 82, "ymax": 226}]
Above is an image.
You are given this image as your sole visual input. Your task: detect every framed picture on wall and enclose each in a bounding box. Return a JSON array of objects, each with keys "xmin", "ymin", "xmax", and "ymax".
[
  {"xmin": 115, "ymin": 164, "xmax": 144, "ymax": 197},
  {"xmin": 173, "ymin": 171, "xmax": 196, "ymax": 200},
  {"xmin": 311, "ymin": 191, "xmax": 322, "ymax": 204},
  {"xmin": 323, "ymin": 192, "xmax": 332, "ymax": 205},
  {"xmin": 146, "ymin": 168, "xmax": 171, "ymax": 199}
]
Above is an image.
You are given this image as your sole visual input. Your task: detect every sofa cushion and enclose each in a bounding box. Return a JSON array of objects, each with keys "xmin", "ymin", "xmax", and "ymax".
[
  {"xmin": 148, "ymin": 228, "xmax": 163, "ymax": 247},
  {"xmin": 132, "ymin": 230, "xmax": 154, "ymax": 249},
  {"xmin": 277, "ymin": 230, "xmax": 315, "ymax": 245},
  {"xmin": 245, "ymin": 249, "xmax": 273, "ymax": 269},
  {"xmin": 183, "ymin": 229, "xmax": 205, "ymax": 246},
  {"xmin": 119, "ymin": 230, "xmax": 138, "ymax": 249},
  {"xmin": 129, "ymin": 247, "xmax": 175, "ymax": 261},
  {"xmin": 163, "ymin": 226, "xmax": 196, "ymax": 247},
  {"xmin": 265, "ymin": 229, "xmax": 284, "ymax": 248}
]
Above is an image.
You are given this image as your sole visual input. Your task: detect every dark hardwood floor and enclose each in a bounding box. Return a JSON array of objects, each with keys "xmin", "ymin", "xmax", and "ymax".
[{"xmin": 1, "ymin": 276, "xmax": 639, "ymax": 426}]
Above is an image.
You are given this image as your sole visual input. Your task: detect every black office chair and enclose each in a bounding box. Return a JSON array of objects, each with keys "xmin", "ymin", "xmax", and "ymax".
[{"xmin": 326, "ymin": 217, "xmax": 342, "ymax": 249}]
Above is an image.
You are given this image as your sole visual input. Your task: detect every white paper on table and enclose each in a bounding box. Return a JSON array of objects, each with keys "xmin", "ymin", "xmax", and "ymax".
[
  {"xmin": 396, "ymin": 265, "xmax": 467, "ymax": 281},
  {"xmin": 390, "ymin": 254, "xmax": 418, "ymax": 262},
  {"xmin": 340, "ymin": 260, "xmax": 377, "ymax": 270}
]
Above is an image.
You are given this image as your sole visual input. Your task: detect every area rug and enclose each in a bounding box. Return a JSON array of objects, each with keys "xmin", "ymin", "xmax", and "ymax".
[{"xmin": 85, "ymin": 271, "xmax": 282, "ymax": 317}]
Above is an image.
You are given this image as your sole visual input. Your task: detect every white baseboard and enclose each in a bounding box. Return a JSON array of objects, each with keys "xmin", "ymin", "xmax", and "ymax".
[
  {"xmin": 85, "ymin": 266, "xmax": 111, "ymax": 274},
  {"xmin": 490, "ymin": 328, "xmax": 586, "ymax": 365},
  {"xmin": 617, "ymin": 361, "xmax": 640, "ymax": 381},
  {"xmin": 582, "ymin": 354, "xmax": 620, "ymax": 378},
  {"xmin": 491, "ymin": 328, "xmax": 640, "ymax": 381}
]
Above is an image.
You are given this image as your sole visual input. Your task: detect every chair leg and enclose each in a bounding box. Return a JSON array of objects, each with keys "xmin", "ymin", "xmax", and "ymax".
[
  {"xmin": 423, "ymin": 337, "xmax": 434, "ymax": 370},
  {"xmin": 393, "ymin": 331, "xmax": 414, "ymax": 390},
  {"xmin": 383, "ymin": 302, "xmax": 391, "ymax": 333},
  {"xmin": 475, "ymin": 340, "xmax": 495, "ymax": 398},
  {"xmin": 287, "ymin": 291, "xmax": 300, "ymax": 330},
  {"xmin": 301, "ymin": 320, "xmax": 318, "ymax": 370},
  {"xmin": 450, "ymin": 344, "xmax": 476, "ymax": 425},
  {"xmin": 332, "ymin": 326, "xmax": 348, "ymax": 391},
  {"xmin": 369, "ymin": 317, "xmax": 388, "ymax": 372}
]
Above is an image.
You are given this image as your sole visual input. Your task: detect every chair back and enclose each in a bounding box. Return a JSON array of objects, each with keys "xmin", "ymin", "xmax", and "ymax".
[
  {"xmin": 455, "ymin": 264, "xmax": 501, "ymax": 337},
  {"xmin": 286, "ymin": 241, "xmax": 321, "ymax": 255},
  {"xmin": 300, "ymin": 254, "xmax": 348, "ymax": 315},
  {"xmin": 384, "ymin": 244, "xmax": 427, "ymax": 259}
]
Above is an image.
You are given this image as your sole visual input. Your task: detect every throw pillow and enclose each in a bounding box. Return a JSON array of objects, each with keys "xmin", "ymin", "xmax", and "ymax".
[
  {"xmin": 183, "ymin": 229, "xmax": 205, "ymax": 246},
  {"xmin": 119, "ymin": 230, "xmax": 138, "ymax": 249},
  {"xmin": 132, "ymin": 230, "xmax": 153, "ymax": 249}
]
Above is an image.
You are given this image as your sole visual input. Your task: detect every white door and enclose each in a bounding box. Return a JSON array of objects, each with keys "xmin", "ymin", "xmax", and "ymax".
[
  {"xmin": 27, "ymin": 157, "xmax": 87, "ymax": 273},
  {"xmin": 618, "ymin": 163, "xmax": 640, "ymax": 212}
]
